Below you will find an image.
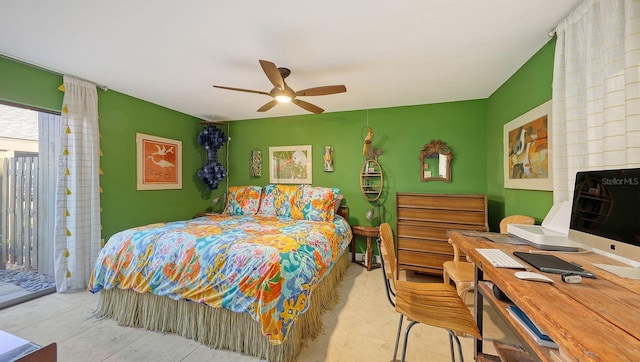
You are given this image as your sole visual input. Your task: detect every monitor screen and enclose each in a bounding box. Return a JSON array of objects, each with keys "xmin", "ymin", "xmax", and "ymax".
[{"xmin": 569, "ymin": 168, "xmax": 640, "ymax": 263}]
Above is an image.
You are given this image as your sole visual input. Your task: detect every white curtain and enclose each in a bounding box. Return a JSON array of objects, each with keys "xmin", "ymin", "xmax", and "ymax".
[
  {"xmin": 54, "ymin": 76, "xmax": 101, "ymax": 292},
  {"xmin": 552, "ymin": 0, "xmax": 640, "ymax": 202}
]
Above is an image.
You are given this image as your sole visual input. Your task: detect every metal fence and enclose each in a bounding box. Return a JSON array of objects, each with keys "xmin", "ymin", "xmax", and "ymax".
[{"xmin": 0, "ymin": 156, "xmax": 39, "ymax": 269}]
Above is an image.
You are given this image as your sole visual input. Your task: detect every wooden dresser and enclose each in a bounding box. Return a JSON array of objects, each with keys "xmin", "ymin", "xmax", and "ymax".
[{"xmin": 396, "ymin": 193, "xmax": 488, "ymax": 275}]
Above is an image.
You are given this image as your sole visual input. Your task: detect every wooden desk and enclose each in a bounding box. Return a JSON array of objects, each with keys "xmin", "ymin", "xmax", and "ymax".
[{"xmin": 449, "ymin": 231, "xmax": 640, "ymax": 361}]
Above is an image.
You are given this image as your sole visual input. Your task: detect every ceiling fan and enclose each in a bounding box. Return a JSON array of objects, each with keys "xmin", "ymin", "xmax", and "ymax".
[{"xmin": 213, "ymin": 60, "xmax": 347, "ymax": 114}]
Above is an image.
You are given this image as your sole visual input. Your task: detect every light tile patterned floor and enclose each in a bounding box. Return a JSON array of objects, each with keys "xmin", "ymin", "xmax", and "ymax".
[{"xmin": 0, "ymin": 265, "xmax": 517, "ymax": 361}]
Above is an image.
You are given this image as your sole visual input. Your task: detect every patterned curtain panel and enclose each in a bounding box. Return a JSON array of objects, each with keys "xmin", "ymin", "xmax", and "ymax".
[
  {"xmin": 54, "ymin": 76, "xmax": 101, "ymax": 292},
  {"xmin": 551, "ymin": 0, "xmax": 640, "ymax": 202}
]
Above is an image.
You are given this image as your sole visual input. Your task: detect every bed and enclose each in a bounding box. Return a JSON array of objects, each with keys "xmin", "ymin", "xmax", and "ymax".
[{"xmin": 88, "ymin": 184, "xmax": 352, "ymax": 362}]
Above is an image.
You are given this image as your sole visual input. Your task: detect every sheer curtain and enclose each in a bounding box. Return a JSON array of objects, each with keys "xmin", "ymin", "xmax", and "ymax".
[
  {"xmin": 551, "ymin": 0, "xmax": 640, "ymax": 202},
  {"xmin": 54, "ymin": 76, "xmax": 101, "ymax": 292}
]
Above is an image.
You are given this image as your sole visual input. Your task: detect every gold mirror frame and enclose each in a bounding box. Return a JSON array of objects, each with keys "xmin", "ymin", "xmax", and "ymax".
[{"xmin": 420, "ymin": 140, "xmax": 453, "ymax": 182}]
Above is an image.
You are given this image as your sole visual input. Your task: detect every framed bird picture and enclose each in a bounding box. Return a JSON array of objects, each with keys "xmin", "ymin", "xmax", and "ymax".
[
  {"xmin": 136, "ymin": 133, "xmax": 183, "ymax": 190},
  {"xmin": 503, "ymin": 100, "xmax": 552, "ymax": 190}
]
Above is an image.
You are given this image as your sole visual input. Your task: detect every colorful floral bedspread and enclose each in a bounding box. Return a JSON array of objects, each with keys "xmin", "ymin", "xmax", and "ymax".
[{"xmin": 88, "ymin": 214, "xmax": 352, "ymax": 344}]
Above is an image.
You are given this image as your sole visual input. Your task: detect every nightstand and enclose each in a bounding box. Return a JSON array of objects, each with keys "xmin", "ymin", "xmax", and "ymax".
[{"xmin": 351, "ymin": 225, "xmax": 381, "ymax": 271}]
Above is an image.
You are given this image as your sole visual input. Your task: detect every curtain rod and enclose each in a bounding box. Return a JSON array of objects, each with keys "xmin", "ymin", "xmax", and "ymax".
[{"xmin": 0, "ymin": 52, "xmax": 109, "ymax": 91}]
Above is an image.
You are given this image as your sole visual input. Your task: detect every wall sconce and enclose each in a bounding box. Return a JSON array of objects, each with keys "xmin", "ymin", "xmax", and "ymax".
[
  {"xmin": 210, "ymin": 194, "xmax": 226, "ymax": 213},
  {"xmin": 365, "ymin": 201, "xmax": 386, "ymax": 226}
]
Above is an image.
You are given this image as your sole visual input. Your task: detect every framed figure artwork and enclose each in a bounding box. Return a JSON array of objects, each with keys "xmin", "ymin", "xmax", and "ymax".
[
  {"xmin": 136, "ymin": 133, "xmax": 182, "ymax": 190},
  {"xmin": 503, "ymin": 100, "xmax": 552, "ymax": 191},
  {"xmin": 269, "ymin": 145, "xmax": 312, "ymax": 184}
]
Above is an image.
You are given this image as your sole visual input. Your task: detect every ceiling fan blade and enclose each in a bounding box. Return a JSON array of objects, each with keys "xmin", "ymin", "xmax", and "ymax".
[
  {"xmin": 292, "ymin": 99, "xmax": 324, "ymax": 114},
  {"xmin": 295, "ymin": 85, "xmax": 347, "ymax": 97},
  {"xmin": 213, "ymin": 85, "xmax": 270, "ymax": 96},
  {"xmin": 257, "ymin": 99, "xmax": 279, "ymax": 112},
  {"xmin": 259, "ymin": 60, "xmax": 285, "ymax": 89}
]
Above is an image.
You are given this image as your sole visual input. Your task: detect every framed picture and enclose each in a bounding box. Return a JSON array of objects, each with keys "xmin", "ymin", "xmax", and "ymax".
[
  {"xmin": 269, "ymin": 145, "xmax": 312, "ymax": 184},
  {"xmin": 250, "ymin": 150, "xmax": 262, "ymax": 177},
  {"xmin": 136, "ymin": 133, "xmax": 182, "ymax": 190},
  {"xmin": 503, "ymin": 100, "xmax": 552, "ymax": 190}
]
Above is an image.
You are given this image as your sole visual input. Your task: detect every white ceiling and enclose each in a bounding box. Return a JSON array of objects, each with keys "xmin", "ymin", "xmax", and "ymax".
[{"xmin": 0, "ymin": 0, "xmax": 581, "ymax": 121}]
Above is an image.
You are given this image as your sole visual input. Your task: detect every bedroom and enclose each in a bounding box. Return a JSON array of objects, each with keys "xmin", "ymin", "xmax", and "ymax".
[{"xmin": 1, "ymin": 1, "xmax": 639, "ymax": 361}]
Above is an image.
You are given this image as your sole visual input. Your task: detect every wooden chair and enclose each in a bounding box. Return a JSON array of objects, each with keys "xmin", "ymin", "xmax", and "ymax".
[
  {"xmin": 442, "ymin": 239, "xmax": 476, "ymax": 303},
  {"xmin": 499, "ymin": 215, "xmax": 535, "ymax": 234},
  {"xmin": 442, "ymin": 215, "xmax": 535, "ymax": 303},
  {"xmin": 378, "ymin": 223, "xmax": 480, "ymax": 362}
]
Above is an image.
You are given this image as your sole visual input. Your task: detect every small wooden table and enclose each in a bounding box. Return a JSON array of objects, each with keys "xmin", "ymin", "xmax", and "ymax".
[{"xmin": 351, "ymin": 225, "xmax": 381, "ymax": 271}]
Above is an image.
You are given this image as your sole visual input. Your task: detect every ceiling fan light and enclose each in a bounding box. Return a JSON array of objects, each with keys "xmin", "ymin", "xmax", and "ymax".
[{"xmin": 275, "ymin": 95, "xmax": 292, "ymax": 103}]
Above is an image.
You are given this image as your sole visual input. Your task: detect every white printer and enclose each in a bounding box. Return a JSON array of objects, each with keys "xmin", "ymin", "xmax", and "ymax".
[{"xmin": 507, "ymin": 201, "xmax": 583, "ymax": 251}]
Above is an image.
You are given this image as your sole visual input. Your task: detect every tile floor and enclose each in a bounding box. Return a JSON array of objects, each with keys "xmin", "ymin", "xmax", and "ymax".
[{"xmin": 0, "ymin": 264, "xmax": 518, "ymax": 361}]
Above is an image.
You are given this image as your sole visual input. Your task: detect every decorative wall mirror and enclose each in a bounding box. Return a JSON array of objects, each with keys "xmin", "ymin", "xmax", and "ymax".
[{"xmin": 420, "ymin": 140, "xmax": 452, "ymax": 182}]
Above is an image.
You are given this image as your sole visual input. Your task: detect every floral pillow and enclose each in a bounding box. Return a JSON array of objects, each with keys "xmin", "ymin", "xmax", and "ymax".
[
  {"xmin": 223, "ymin": 185, "xmax": 262, "ymax": 216},
  {"xmin": 257, "ymin": 184, "xmax": 301, "ymax": 218},
  {"xmin": 291, "ymin": 185, "xmax": 340, "ymax": 222}
]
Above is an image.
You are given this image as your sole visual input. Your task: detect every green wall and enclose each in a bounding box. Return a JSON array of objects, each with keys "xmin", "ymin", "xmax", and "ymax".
[
  {"xmin": 0, "ymin": 57, "xmax": 63, "ymax": 112},
  {"xmin": 485, "ymin": 39, "xmax": 555, "ymax": 229},
  {"xmin": 97, "ymin": 91, "xmax": 227, "ymax": 239},
  {"xmin": 2, "ymin": 36, "xmax": 556, "ymax": 251},
  {"xmin": 0, "ymin": 57, "xmax": 221, "ymax": 241},
  {"xmin": 229, "ymin": 101, "xmax": 487, "ymax": 253}
]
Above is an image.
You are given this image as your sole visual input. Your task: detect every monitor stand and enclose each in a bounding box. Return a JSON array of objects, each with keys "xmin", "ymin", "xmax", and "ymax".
[{"xmin": 592, "ymin": 263, "xmax": 640, "ymax": 280}]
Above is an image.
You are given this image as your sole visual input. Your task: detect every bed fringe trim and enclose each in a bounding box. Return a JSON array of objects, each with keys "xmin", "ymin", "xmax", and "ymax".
[{"xmin": 94, "ymin": 252, "xmax": 350, "ymax": 362}]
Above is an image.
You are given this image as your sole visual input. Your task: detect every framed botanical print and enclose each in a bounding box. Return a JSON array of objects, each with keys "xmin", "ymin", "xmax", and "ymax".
[{"xmin": 269, "ymin": 145, "xmax": 312, "ymax": 184}]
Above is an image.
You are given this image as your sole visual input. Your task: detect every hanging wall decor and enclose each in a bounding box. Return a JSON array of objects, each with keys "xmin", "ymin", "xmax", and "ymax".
[
  {"xmin": 420, "ymin": 140, "xmax": 453, "ymax": 182},
  {"xmin": 323, "ymin": 146, "xmax": 334, "ymax": 172},
  {"xmin": 362, "ymin": 127, "xmax": 384, "ymax": 160},
  {"xmin": 136, "ymin": 133, "xmax": 182, "ymax": 190},
  {"xmin": 197, "ymin": 125, "xmax": 227, "ymax": 190},
  {"xmin": 250, "ymin": 150, "xmax": 262, "ymax": 177},
  {"xmin": 503, "ymin": 100, "xmax": 552, "ymax": 190},
  {"xmin": 269, "ymin": 145, "xmax": 312, "ymax": 184}
]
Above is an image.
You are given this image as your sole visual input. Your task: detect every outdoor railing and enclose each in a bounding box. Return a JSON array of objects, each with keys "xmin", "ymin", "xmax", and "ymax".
[{"xmin": 0, "ymin": 156, "xmax": 39, "ymax": 269}]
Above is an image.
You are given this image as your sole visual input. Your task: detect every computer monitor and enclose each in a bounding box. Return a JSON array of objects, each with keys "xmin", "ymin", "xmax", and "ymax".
[{"xmin": 568, "ymin": 167, "xmax": 640, "ymax": 278}]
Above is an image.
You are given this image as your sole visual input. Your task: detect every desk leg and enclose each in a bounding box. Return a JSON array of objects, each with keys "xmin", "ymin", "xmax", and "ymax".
[
  {"xmin": 474, "ymin": 265, "xmax": 484, "ymax": 360},
  {"xmin": 366, "ymin": 236, "xmax": 372, "ymax": 271}
]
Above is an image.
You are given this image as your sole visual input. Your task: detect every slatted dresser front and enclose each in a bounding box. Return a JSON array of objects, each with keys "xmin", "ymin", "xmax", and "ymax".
[{"xmin": 396, "ymin": 193, "xmax": 488, "ymax": 275}]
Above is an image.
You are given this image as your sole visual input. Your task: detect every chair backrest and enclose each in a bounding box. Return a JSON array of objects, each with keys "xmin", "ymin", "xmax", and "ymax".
[
  {"xmin": 379, "ymin": 223, "xmax": 397, "ymax": 288},
  {"xmin": 447, "ymin": 238, "xmax": 462, "ymax": 261},
  {"xmin": 499, "ymin": 215, "xmax": 535, "ymax": 234}
]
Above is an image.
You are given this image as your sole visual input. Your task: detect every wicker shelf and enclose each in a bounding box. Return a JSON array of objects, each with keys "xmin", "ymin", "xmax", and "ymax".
[{"xmin": 360, "ymin": 159, "xmax": 383, "ymax": 202}]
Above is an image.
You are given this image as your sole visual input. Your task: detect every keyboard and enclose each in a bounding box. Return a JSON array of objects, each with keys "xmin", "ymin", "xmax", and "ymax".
[{"xmin": 476, "ymin": 248, "xmax": 527, "ymax": 269}]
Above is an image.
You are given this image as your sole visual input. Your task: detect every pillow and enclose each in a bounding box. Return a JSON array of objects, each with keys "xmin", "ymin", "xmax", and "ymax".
[
  {"xmin": 223, "ymin": 185, "xmax": 262, "ymax": 216},
  {"xmin": 257, "ymin": 184, "xmax": 301, "ymax": 217},
  {"xmin": 291, "ymin": 185, "xmax": 340, "ymax": 222}
]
